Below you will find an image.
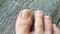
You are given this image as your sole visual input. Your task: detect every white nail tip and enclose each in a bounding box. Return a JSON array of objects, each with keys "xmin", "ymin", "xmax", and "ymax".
[{"xmin": 44, "ymin": 16, "xmax": 51, "ymax": 18}]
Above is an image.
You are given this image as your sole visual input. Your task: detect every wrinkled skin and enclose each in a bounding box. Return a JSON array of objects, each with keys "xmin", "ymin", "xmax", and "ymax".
[{"xmin": 16, "ymin": 9, "xmax": 60, "ymax": 34}]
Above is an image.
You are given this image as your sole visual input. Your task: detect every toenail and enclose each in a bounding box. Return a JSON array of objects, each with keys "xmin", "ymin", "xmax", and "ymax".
[
  {"xmin": 44, "ymin": 16, "xmax": 51, "ymax": 20},
  {"xmin": 35, "ymin": 10, "xmax": 43, "ymax": 18},
  {"xmin": 21, "ymin": 11, "xmax": 30, "ymax": 19},
  {"xmin": 35, "ymin": 10, "xmax": 43, "ymax": 14}
]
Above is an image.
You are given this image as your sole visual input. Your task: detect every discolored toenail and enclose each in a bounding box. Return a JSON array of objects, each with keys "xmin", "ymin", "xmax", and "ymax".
[{"xmin": 21, "ymin": 9, "xmax": 31, "ymax": 19}]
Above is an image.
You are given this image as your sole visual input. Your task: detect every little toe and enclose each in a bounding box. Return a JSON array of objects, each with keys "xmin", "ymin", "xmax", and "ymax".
[{"xmin": 53, "ymin": 24, "xmax": 60, "ymax": 34}]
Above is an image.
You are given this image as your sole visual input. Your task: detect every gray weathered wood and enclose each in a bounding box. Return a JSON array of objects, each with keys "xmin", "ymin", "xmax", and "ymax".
[{"xmin": 0, "ymin": 0, "xmax": 60, "ymax": 34}]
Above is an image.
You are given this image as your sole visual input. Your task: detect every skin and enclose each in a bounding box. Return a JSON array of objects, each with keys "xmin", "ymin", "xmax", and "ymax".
[{"xmin": 16, "ymin": 9, "xmax": 60, "ymax": 34}]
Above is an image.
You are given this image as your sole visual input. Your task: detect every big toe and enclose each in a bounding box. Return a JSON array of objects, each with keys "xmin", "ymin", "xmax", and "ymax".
[{"xmin": 16, "ymin": 9, "xmax": 32, "ymax": 34}]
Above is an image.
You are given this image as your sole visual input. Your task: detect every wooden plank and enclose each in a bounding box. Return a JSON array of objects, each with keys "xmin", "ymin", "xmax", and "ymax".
[{"xmin": 0, "ymin": 0, "xmax": 60, "ymax": 34}]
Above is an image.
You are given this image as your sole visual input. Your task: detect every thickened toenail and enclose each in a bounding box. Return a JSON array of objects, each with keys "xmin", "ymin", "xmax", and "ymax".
[{"xmin": 22, "ymin": 11, "xmax": 30, "ymax": 19}]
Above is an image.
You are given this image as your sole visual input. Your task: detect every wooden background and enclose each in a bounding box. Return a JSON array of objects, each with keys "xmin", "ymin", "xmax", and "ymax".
[{"xmin": 0, "ymin": 0, "xmax": 60, "ymax": 34}]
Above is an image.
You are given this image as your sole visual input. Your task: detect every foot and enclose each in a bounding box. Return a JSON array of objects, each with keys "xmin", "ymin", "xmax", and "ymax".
[{"xmin": 16, "ymin": 9, "xmax": 60, "ymax": 34}]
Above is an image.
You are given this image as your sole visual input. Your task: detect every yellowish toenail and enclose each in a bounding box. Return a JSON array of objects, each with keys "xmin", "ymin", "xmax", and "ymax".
[{"xmin": 22, "ymin": 11, "xmax": 30, "ymax": 19}]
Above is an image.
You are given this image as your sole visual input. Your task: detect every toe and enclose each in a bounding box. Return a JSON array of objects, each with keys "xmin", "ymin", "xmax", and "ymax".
[
  {"xmin": 16, "ymin": 9, "xmax": 32, "ymax": 34},
  {"xmin": 53, "ymin": 24, "xmax": 60, "ymax": 34},
  {"xmin": 34, "ymin": 10, "xmax": 44, "ymax": 34},
  {"xmin": 44, "ymin": 16, "xmax": 52, "ymax": 34}
]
